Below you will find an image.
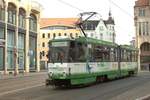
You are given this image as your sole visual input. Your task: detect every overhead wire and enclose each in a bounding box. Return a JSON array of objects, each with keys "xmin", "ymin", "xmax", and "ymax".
[{"xmin": 56, "ymin": 0, "xmax": 85, "ymax": 12}]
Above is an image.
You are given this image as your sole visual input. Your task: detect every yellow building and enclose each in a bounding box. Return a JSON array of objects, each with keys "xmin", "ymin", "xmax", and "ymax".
[
  {"xmin": 39, "ymin": 18, "xmax": 82, "ymax": 69},
  {"xmin": 0, "ymin": 0, "xmax": 42, "ymax": 74}
]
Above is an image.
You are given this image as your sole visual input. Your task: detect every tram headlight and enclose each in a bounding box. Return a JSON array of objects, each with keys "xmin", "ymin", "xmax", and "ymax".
[
  {"xmin": 63, "ymin": 72, "xmax": 66, "ymax": 77},
  {"xmin": 49, "ymin": 72, "xmax": 53, "ymax": 76}
]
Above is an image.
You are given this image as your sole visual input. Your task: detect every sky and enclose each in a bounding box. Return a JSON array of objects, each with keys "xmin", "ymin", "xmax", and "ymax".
[{"xmin": 36, "ymin": 0, "xmax": 136, "ymax": 45}]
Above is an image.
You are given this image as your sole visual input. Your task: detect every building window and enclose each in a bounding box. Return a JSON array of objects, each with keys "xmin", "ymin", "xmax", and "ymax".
[
  {"xmin": 7, "ymin": 30, "xmax": 15, "ymax": 69},
  {"xmin": 100, "ymin": 33, "xmax": 103, "ymax": 40},
  {"xmin": 139, "ymin": 22, "xmax": 141, "ymax": 35},
  {"xmin": 0, "ymin": 0, "xmax": 5, "ymax": 21},
  {"xmin": 76, "ymin": 33, "xmax": 78, "ymax": 37},
  {"xmin": 8, "ymin": 3, "xmax": 16, "ymax": 25},
  {"xmin": 99, "ymin": 26, "xmax": 103, "ymax": 30},
  {"xmin": 42, "ymin": 42, "xmax": 45, "ymax": 47},
  {"xmin": 29, "ymin": 14, "xmax": 37, "ymax": 32},
  {"xmin": 42, "ymin": 33, "xmax": 45, "ymax": 38},
  {"xmin": 19, "ymin": 8, "xmax": 26, "ymax": 28},
  {"xmin": 91, "ymin": 33, "xmax": 93, "ymax": 37},
  {"xmin": 0, "ymin": 47, "xmax": 4, "ymax": 70},
  {"xmin": 48, "ymin": 33, "xmax": 50, "ymax": 38},
  {"xmin": 7, "ymin": 30, "xmax": 15, "ymax": 47},
  {"xmin": 58, "ymin": 33, "xmax": 61, "ymax": 36},
  {"xmin": 18, "ymin": 33, "xmax": 25, "ymax": 69},
  {"xmin": 142, "ymin": 22, "xmax": 145, "ymax": 35},
  {"xmin": 70, "ymin": 33, "xmax": 73, "ymax": 38},
  {"xmin": 0, "ymin": 27, "xmax": 4, "ymax": 39},
  {"xmin": 42, "ymin": 51, "xmax": 45, "ymax": 56},
  {"xmin": 64, "ymin": 33, "xmax": 67, "ymax": 36},
  {"xmin": 146, "ymin": 22, "xmax": 149, "ymax": 35},
  {"xmin": 29, "ymin": 36, "xmax": 36, "ymax": 69},
  {"xmin": 139, "ymin": 8, "xmax": 145, "ymax": 17},
  {"xmin": 53, "ymin": 33, "xmax": 56, "ymax": 38}
]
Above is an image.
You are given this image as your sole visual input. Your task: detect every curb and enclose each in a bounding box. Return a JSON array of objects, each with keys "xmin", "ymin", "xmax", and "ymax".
[
  {"xmin": 0, "ymin": 72, "xmax": 47, "ymax": 80},
  {"xmin": 136, "ymin": 95, "xmax": 150, "ymax": 100}
]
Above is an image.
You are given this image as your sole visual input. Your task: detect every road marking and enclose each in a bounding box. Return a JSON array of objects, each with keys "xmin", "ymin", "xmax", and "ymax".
[
  {"xmin": 0, "ymin": 84, "xmax": 44, "ymax": 96},
  {"xmin": 136, "ymin": 94, "xmax": 150, "ymax": 100}
]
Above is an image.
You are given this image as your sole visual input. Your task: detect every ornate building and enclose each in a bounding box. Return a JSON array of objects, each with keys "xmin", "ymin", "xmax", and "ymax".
[
  {"xmin": 134, "ymin": 0, "xmax": 150, "ymax": 70},
  {"xmin": 0, "ymin": 0, "xmax": 42, "ymax": 74},
  {"xmin": 82, "ymin": 11, "xmax": 115, "ymax": 43}
]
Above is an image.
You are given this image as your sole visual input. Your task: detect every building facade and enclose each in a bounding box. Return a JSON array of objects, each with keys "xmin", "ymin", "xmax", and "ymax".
[
  {"xmin": 39, "ymin": 18, "xmax": 81, "ymax": 69},
  {"xmin": 134, "ymin": 0, "xmax": 150, "ymax": 70},
  {"xmin": 0, "ymin": 0, "xmax": 42, "ymax": 74},
  {"xmin": 82, "ymin": 11, "xmax": 115, "ymax": 43}
]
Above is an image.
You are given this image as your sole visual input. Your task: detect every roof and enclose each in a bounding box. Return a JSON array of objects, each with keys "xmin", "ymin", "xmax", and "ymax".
[
  {"xmin": 135, "ymin": 0, "xmax": 149, "ymax": 7},
  {"xmin": 120, "ymin": 45, "xmax": 138, "ymax": 51},
  {"xmin": 82, "ymin": 20, "xmax": 99, "ymax": 30},
  {"xmin": 50, "ymin": 37, "xmax": 117, "ymax": 47},
  {"xmin": 104, "ymin": 18, "xmax": 115, "ymax": 25},
  {"xmin": 40, "ymin": 18, "xmax": 79, "ymax": 28}
]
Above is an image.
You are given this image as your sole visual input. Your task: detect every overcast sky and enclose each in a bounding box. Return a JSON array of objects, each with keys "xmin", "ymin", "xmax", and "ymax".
[{"xmin": 36, "ymin": 0, "xmax": 136, "ymax": 44}]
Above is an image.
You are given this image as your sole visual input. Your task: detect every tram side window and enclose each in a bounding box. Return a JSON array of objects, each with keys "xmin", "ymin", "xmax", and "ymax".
[
  {"xmin": 76, "ymin": 42, "xmax": 86, "ymax": 62},
  {"xmin": 135, "ymin": 51, "xmax": 138, "ymax": 62},
  {"xmin": 110, "ymin": 48, "xmax": 115, "ymax": 62},
  {"xmin": 132, "ymin": 51, "xmax": 135, "ymax": 62},
  {"xmin": 103, "ymin": 47, "xmax": 110, "ymax": 62},
  {"xmin": 69, "ymin": 41, "xmax": 76, "ymax": 62},
  {"xmin": 114, "ymin": 48, "xmax": 118, "ymax": 62},
  {"xmin": 89, "ymin": 47, "xmax": 95, "ymax": 62},
  {"xmin": 121, "ymin": 49, "xmax": 125, "ymax": 61},
  {"xmin": 93, "ymin": 46, "xmax": 103, "ymax": 62},
  {"xmin": 126, "ymin": 50, "xmax": 131, "ymax": 62}
]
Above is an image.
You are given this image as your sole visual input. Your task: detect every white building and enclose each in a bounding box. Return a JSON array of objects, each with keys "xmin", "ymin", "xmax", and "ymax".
[{"xmin": 83, "ymin": 11, "xmax": 115, "ymax": 43}]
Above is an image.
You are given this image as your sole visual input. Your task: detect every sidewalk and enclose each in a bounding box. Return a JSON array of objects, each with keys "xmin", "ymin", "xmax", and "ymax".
[{"xmin": 0, "ymin": 71, "xmax": 47, "ymax": 80}]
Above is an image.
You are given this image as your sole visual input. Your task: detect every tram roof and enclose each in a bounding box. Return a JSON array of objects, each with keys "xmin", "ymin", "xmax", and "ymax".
[
  {"xmin": 120, "ymin": 45, "xmax": 138, "ymax": 51},
  {"xmin": 50, "ymin": 37, "xmax": 118, "ymax": 47}
]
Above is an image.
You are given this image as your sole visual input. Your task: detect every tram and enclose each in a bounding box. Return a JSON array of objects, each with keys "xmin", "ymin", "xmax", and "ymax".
[{"xmin": 45, "ymin": 36, "xmax": 138, "ymax": 87}]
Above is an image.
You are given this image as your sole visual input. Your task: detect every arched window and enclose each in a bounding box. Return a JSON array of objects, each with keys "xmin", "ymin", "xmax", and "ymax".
[
  {"xmin": 8, "ymin": 3, "xmax": 16, "ymax": 25},
  {"xmin": 0, "ymin": 0, "xmax": 5, "ymax": 21},
  {"xmin": 140, "ymin": 42, "xmax": 150, "ymax": 52},
  {"xmin": 64, "ymin": 33, "xmax": 67, "ymax": 36},
  {"xmin": 29, "ymin": 14, "xmax": 37, "ymax": 32},
  {"xmin": 58, "ymin": 33, "xmax": 61, "ymax": 36},
  {"xmin": 53, "ymin": 33, "xmax": 56, "ymax": 38},
  {"xmin": 19, "ymin": 8, "xmax": 26, "ymax": 28}
]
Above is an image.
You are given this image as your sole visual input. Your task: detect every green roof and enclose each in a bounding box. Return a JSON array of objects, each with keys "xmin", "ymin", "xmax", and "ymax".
[
  {"xmin": 50, "ymin": 37, "xmax": 117, "ymax": 47},
  {"xmin": 75, "ymin": 37, "xmax": 117, "ymax": 47},
  {"xmin": 120, "ymin": 45, "xmax": 138, "ymax": 51}
]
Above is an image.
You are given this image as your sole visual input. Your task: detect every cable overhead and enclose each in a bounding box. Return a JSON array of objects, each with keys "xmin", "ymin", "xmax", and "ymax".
[
  {"xmin": 108, "ymin": 0, "xmax": 134, "ymax": 18},
  {"xmin": 57, "ymin": 0, "xmax": 84, "ymax": 12}
]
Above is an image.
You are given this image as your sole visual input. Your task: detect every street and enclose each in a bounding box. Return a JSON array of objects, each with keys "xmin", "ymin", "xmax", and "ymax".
[{"xmin": 0, "ymin": 72, "xmax": 150, "ymax": 100}]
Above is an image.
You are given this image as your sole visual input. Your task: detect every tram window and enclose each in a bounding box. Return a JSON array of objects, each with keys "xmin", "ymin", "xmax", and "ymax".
[
  {"xmin": 103, "ymin": 47, "xmax": 110, "ymax": 62},
  {"xmin": 89, "ymin": 47, "xmax": 95, "ymax": 62},
  {"xmin": 121, "ymin": 49, "xmax": 125, "ymax": 61},
  {"xmin": 110, "ymin": 48, "xmax": 115, "ymax": 62},
  {"xmin": 93, "ymin": 46, "xmax": 103, "ymax": 62},
  {"xmin": 132, "ymin": 51, "xmax": 135, "ymax": 62},
  {"xmin": 69, "ymin": 41, "xmax": 76, "ymax": 62},
  {"xmin": 76, "ymin": 43, "xmax": 86, "ymax": 62}
]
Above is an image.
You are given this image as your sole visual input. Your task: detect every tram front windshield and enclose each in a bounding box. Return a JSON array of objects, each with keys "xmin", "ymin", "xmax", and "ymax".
[
  {"xmin": 49, "ymin": 41, "xmax": 87, "ymax": 63},
  {"xmin": 50, "ymin": 41, "xmax": 69, "ymax": 63}
]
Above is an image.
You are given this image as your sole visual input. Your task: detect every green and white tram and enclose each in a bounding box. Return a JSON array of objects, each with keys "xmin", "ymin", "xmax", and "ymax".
[{"xmin": 46, "ymin": 37, "xmax": 138, "ymax": 87}]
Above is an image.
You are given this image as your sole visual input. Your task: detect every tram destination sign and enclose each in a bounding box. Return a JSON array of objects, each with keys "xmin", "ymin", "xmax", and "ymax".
[{"xmin": 52, "ymin": 42, "xmax": 68, "ymax": 47}]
